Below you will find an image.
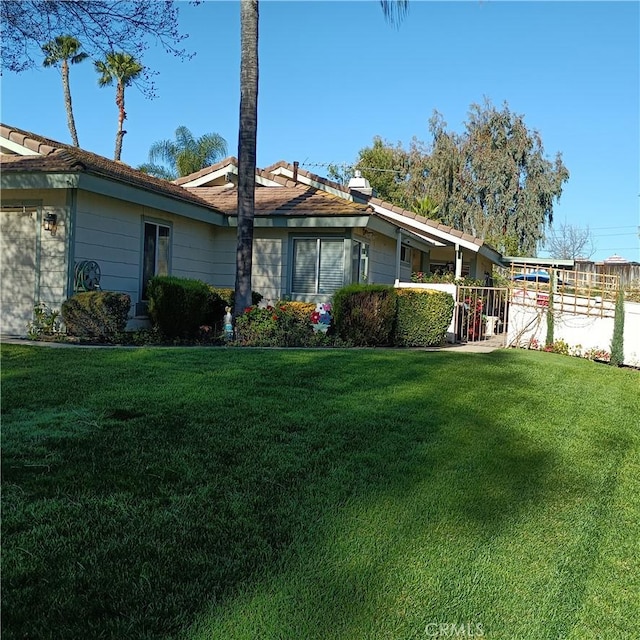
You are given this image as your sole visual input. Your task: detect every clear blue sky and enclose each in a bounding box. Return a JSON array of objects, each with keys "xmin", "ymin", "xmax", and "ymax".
[{"xmin": 2, "ymin": 0, "xmax": 638, "ymax": 261}]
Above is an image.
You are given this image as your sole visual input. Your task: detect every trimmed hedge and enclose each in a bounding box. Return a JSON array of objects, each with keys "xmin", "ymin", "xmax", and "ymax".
[
  {"xmin": 147, "ymin": 276, "xmax": 212, "ymax": 338},
  {"xmin": 394, "ymin": 288, "xmax": 455, "ymax": 347},
  {"xmin": 332, "ymin": 284, "xmax": 397, "ymax": 346},
  {"xmin": 61, "ymin": 292, "xmax": 131, "ymax": 339}
]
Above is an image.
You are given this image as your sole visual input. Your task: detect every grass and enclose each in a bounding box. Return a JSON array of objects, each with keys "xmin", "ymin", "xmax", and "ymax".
[{"xmin": 2, "ymin": 344, "xmax": 639, "ymax": 639}]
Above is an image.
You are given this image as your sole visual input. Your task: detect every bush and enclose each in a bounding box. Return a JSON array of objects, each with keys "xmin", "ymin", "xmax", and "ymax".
[
  {"xmin": 235, "ymin": 303, "xmax": 330, "ymax": 347},
  {"xmin": 394, "ymin": 289, "xmax": 455, "ymax": 347},
  {"xmin": 147, "ymin": 276, "xmax": 212, "ymax": 338},
  {"xmin": 610, "ymin": 288, "xmax": 625, "ymax": 366},
  {"xmin": 61, "ymin": 292, "xmax": 131, "ymax": 339},
  {"xmin": 332, "ymin": 284, "xmax": 397, "ymax": 346}
]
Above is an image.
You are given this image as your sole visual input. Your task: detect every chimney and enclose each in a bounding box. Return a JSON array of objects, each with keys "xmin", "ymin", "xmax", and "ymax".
[
  {"xmin": 293, "ymin": 160, "xmax": 299, "ymax": 183},
  {"xmin": 347, "ymin": 170, "xmax": 373, "ymax": 197}
]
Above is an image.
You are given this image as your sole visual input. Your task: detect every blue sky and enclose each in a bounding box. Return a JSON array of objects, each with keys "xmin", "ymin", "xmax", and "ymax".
[{"xmin": 2, "ymin": 0, "xmax": 638, "ymax": 261}]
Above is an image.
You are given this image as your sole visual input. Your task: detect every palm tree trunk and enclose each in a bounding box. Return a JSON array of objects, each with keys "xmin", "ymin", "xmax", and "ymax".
[
  {"xmin": 234, "ymin": 0, "xmax": 259, "ymax": 317},
  {"xmin": 114, "ymin": 81, "xmax": 126, "ymax": 161},
  {"xmin": 61, "ymin": 59, "xmax": 80, "ymax": 147}
]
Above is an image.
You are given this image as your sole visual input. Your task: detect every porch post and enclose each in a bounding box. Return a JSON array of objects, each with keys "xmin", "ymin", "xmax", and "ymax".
[
  {"xmin": 396, "ymin": 230, "xmax": 402, "ymax": 281},
  {"xmin": 455, "ymin": 243, "xmax": 463, "ymax": 279}
]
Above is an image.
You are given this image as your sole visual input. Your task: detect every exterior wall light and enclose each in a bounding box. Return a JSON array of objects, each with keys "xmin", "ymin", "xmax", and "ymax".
[{"xmin": 43, "ymin": 213, "xmax": 57, "ymax": 233}]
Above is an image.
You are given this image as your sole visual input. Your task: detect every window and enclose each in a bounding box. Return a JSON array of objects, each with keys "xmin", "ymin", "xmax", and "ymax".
[
  {"xmin": 291, "ymin": 238, "xmax": 345, "ymax": 295},
  {"xmin": 352, "ymin": 240, "xmax": 369, "ymax": 283},
  {"xmin": 142, "ymin": 221, "xmax": 170, "ymax": 299},
  {"xmin": 400, "ymin": 245, "xmax": 411, "ymax": 263}
]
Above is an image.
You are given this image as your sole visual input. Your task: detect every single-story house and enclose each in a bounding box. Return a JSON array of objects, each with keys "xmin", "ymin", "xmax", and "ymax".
[{"xmin": 1, "ymin": 124, "xmax": 503, "ymax": 336}]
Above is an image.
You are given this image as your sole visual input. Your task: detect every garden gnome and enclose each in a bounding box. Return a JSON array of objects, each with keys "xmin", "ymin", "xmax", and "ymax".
[{"xmin": 224, "ymin": 306, "xmax": 233, "ymax": 340}]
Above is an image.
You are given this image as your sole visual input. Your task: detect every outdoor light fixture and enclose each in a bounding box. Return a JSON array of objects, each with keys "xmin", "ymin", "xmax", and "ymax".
[{"xmin": 43, "ymin": 213, "xmax": 57, "ymax": 233}]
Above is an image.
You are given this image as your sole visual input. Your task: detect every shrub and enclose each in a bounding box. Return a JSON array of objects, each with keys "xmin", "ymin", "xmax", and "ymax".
[
  {"xmin": 27, "ymin": 303, "xmax": 61, "ymax": 339},
  {"xmin": 394, "ymin": 289, "xmax": 455, "ymax": 347},
  {"xmin": 610, "ymin": 288, "xmax": 625, "ymax": 366},
  {"xmin": 147, "ymin": 276, "xmax": 211, "ymax": 338},
  {"xmin": 281, "ymin": 301, "xmax": 316, "ymax": 323},
  {"xmin": 61, "ymin": 292, "xmax": 131, "ymax": 339},
  {"xmin": 234, "ymin": 303, "xmax": 327, "ymax": 347},
  {"xmin": 543, "ymin": 339, "xmax": 570, "ymax": 356},
  {"xmin": 332, "ymin": 284, "xmax": 397, "ymax": 346}
]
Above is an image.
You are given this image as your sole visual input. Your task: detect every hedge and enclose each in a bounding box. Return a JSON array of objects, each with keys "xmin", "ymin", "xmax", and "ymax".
[
  {"xmin": 332, "ymin": 284, "xmax": 397, "ymax": 346},
  {"xmin": 61, "ymin": 292, "xmax": 131, "ymax": 339},
  {"xmin": 394, "ymin": 288, "xmax": 455, "ymax": 347}
]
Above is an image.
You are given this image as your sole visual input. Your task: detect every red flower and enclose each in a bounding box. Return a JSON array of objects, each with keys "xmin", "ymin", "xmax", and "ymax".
[{"xmin": 272, "ymin": 315, "xmax": 278, "ymax": 321}]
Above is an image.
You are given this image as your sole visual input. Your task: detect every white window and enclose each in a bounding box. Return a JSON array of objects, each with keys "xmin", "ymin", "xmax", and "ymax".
[
  {"xmin": 291, "ymin": 238, "xmax": 345, "ymax": 295},
  {"xmin": 352, "ymin": 240, "xmax": 369, "ymax": 283},
  {"xmin": 142, "ymin": 221, "xmax": 171, "ymax": 299}
]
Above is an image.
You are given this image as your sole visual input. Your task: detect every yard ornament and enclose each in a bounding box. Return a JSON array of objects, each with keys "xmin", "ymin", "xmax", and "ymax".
[
  {"xmin": 311, "ymin": 302, "xmax": 332, "ymax": 333},
  {"xmin": 224, "ymin": 306, "xmax": 233, "ymax": 340}
]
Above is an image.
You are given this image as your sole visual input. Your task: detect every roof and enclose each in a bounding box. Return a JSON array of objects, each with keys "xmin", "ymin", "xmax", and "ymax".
[
  {"xmin": 0, "ymin": 124, "xmax": 223, "ymax": 213},
  {"xmin": 187, "ymin": 184, "xmax": 373, "ymax": 217},
  {"xmin": 263, "ymin": 160, "xmax": 493, "ymax": 251}
]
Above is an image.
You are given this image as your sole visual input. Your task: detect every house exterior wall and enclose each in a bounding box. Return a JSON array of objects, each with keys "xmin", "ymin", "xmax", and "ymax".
[
  {"xmin": 214, "ymin": 228, "xmax": 401, "ymax": 304},
  {"xmin": 0, "ymin": 188, "xmax": 69, "ymax": 335},
  {"xmin": 74, "ymin": 191, "xmax": 219, "ymax": 310},
  {"xmin": 366, "ymin": 233, "xmax": 399, "ymax": 284}
]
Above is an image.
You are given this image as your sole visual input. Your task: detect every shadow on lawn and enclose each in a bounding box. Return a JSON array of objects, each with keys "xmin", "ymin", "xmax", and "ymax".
[{"xmin": 1, "ymin": 347, "xmax": 633, "ymax": 639}]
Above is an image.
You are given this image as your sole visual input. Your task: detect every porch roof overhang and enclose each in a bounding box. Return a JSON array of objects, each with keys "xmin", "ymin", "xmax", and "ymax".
[
  {"xmin": 374, "ymin": 208, "xmax": 503, "ymax": 265},
  {"xmin": 502, "ymin": 256, "xmax": 576, "ymax": 269}
]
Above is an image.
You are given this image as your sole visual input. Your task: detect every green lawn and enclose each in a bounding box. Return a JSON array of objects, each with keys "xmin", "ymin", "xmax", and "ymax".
[{"xmin": 2, "ymin": 344, "xmax": 638, "ymax": 639}]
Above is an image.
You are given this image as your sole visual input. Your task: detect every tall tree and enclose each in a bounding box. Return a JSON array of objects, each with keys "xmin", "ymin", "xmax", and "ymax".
[
  {"xmin": 353, "ymin": 100, "xmax": 569, "ymax": 254},
  {"xmin": 138, "ymin": 126, "xmax": 228, "ymax": 180},
  {"xmin": 429, "ymin": 100, "xmax": 569, "ymax": 254},
  {"xmin": 233, "ymin": 0, "xmax": 408, "ymax": 317},
  {"xmin": 2, "ymin": 1, "xmax": 189, "ymax": 81},
  {"xmin": 234, "ymin": 0, "xmax": 260, "ymax": 318},
  {"xmin": 41, "ymin": 35, "xmax": 88, "ymax": 147},
  {"xmin": 95, "ymin": 52, "xmax": 144, "ymax": 161}
]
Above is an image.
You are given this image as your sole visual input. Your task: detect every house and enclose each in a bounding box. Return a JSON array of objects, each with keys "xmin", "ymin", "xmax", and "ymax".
[
  {"xmin": 1, "ymin": 124, "xmax": 503, "ymax": 336},
  {"xmin": 1, "ymin": 124, "xmax": 229, "ymax": 335},
  {"xmin": 177, "ymin": 158, "xmax": 503, "ymax": 290}
]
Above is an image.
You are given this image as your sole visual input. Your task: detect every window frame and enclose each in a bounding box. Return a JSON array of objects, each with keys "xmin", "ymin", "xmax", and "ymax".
[
  {"xmin": 289, "ymin": 235, "xmax": 349, "ymax": 298},
  {"xmin": 140, "ymin": 218, "xmax": 172, "ymax": 301},
  {"xmin": 352, "ymin": 239, "xmax": 370, "ymax": 284}
]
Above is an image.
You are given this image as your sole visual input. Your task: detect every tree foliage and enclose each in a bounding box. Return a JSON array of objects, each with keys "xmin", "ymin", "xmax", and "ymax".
[
  {"xmin": 95, "ymin": 52, "xmax": 144, "ymax": 161},
  {"xmin": 41, "ymin": 35, "xmax": 88, "ymax": 147},
  {"xmin": 139, "ymin": 126, "xmax": 228, "ymax": 180},
  {"xmin": 1, "ymin": 0, "xmax": 190, "ymax": 87},
  {"xmin": 353, "ymin": 100, "xmax": 569, "ymax": 255},
  {"xmin": 544, "ymin": 222, "xmax": 595, "ymax": 260}
]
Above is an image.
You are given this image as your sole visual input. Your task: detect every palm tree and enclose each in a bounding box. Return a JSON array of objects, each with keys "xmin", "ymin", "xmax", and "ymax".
[
  {"xmin": 94, "ymin": 52, "xmax": 144, "ymax": 161},
  {"xmin": 234, "ymin": 0, "xmax": 260, "ymax": 317},
  {"xmin": 233, "ymin": 0, "xmax": 409, "ymax": 317},
  {"xmin": 138, "ymin": 126, "xmax": 228, "ymax": 180},
  {"xmin": 42, "ymin": 35, "xmax": 88, "ymax": 147},
  {"xmin": 412, "ymin": 196, "xmax": 442, "ymax": 221}
]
